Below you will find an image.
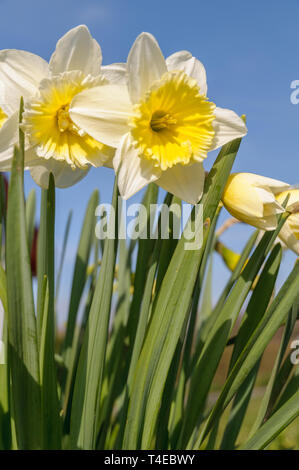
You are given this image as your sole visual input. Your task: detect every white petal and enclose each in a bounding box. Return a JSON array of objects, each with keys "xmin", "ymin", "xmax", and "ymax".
[
  {"xmin": 249, "ymin": 174, "xmax": 290, "ymax": 195},
  {"xmin": 30, "ymin": 159, "xmax": 89, "ymax": 188},
  {"xmin": 278, "ymin": 224, "xmax": 299, "ymax": 255},
  {"xmin": 157, "ymin": 161, "xmax": 205, "ymax": 204},
  {"xmin": 0, "ymin": 111, "xmax": 19, "ymax": 170},
  {"xmin": 127, "ymin": 32, "xmax": 167, "ymax": 103},
  {"xmin": 166, "ymin": 50, "xmax": 207, "ymax": 95},
  {"xmin": 256, "ymin": 215, "xmax": 278, "ymax": 231},
  {"xmin": 84, "ymin": 145, "xmax": 115, "ymax": 168},
  {"xmin": 24, "ymin": 147, "xmax": 44, "ymax": 169},
  {"xmin": 254, "ymin": 187, "xmax": 285, "ymax": 215},
  {"xmin": 0, "ymin": 113, "xmax": 44, "ymax": 171},
  {"xmin": 114, "ymin": 133, "xmax": 161, "ymax": 199},
  {"xmin": 0, "ymin": 50, "xmax": 49, "ymax": 114},
  {"xmin": 49, "ymin": 25, "xmax": 102, "ymax": 76},
  {"xmin": 101, "ymin": 63, "xmax": 127, "ymax": 84},
  {"xmin": 210, "ymin": 107, "xmax": 247, "ymax": 151},
  {"xmin": 70, "ymin": 84, "xmax": 133, "ymax": 148}
]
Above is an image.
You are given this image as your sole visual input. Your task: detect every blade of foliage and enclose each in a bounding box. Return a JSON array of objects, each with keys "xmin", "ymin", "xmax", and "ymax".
[
  {"xmin": 273, "ymin": 363, "xmax": 299, "ymax": 411},
  {"xmin": 55, "ymin": 210, "xmax": 72, "ymax": 307},
  {"xmin": 123, "ymin": 133, "xmax": 244, "ymax": 450},
  {"xmin": 184, "ymin": 206, "xmax": 221, "ymax": 378},
  {"xmin": 0, "ymin": 173, "xmax": 7, "ymax": 249},
  {"xmin": 25, "ymin": 189, "xmax": 36, "ymax": 251},
  {"xmin": 105, "ymin": 189, "xmax": 165, "ymax": 449},
  {"xmin": 126, "ymin": 184, "xmax": 159, "ymax": 352},
  {"xmin": 196, "ymin": 257, "xmax": 299, "ymax": 448},
  {"xmin": 219, "ymin": 244, "xmax": 282, "ymax": 449},
  {"xmin": 241, "ymin": 387, "xmax": 299, "ymax": 450},
  {"xmin": 62, "ymin": 190, "xmax": 99, "ymax": 367},
  {"xmin": 39, "ymin": 275, "xmax": 61, "ymax": 449},
  {"xmin": 249, "ymin": 298, "xmax": 298, "ymax": 435},
  {"xmin": 6, "ymin": 106, "xmax": 41, "ymax": 449},
  {"xmin": 155, "ymin": 195, "xmax": 180, "ymax": 292},
  {"xmin": 37, "ymin": 174, "xmax": 61, "ymax": 449},
  {"xmin": 128, "ymin": 192, "xmax": 173, "ymax": 388},
  {"xmin": 220, "ymin": 364, "xmax": 259, "ymax": 449},
  {"xmin": 70, "ymin": 179, "xmax": 118, "ymax": 449},
  {"xmin": 194, "ymin": 230, "xmax": 258, "ymax": 357},
  {"xmin": 181, "ymin": 217, "xmax": 288, "ymax": 449},
  {"xmin": 0, "ymin": 322, "xmax": 10, "ymax": 449}
]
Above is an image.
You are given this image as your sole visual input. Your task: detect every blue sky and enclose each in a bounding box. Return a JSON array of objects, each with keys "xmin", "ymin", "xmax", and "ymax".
[{"xmin": 1, "ymin": 0, "xmax": 298, "ymax": 324}]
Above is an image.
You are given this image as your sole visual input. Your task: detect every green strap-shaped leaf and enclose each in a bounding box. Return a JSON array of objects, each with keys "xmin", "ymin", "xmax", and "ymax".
[
  {"xmin": 126, "ymin": 183, "xmax": 159, "ymax": 352},
  {"xmin": 62, "ymin": 190, "xmax": 99, "ymax": 365},
  {"xmin": 219, "ymin": 244, "xmax": 282, "ymax": 449},
  {"xmin": 55, "ymin": 210, "xmax": 72, "ymax": 308},
  {"xmin": 70, "ymin": 179, "xmax": 118, "ymax": 449},
  {"xmin": 38, "ymin": 175, "xmax": 61, "ymax": 449},
  {"xmin": 39, "ymin": 275, "xmax": 62, "ymax": 449},
  {"xmin": 249, "ymin": 300, "xmax": 298, "ymax": 436},
  {"xmin": 25, "ymin": 188, "xmax": 36, "ymax": 251},
  {"xmin": 123, "ymin": 134, "xmax": 244, "ymax": 450},
  {"xmin": 6, "ymin": 136, "xmax": 41, "ymax": 448},
  {"xmin": 180, "ymin": 219, "xmax": 287, "ymax": 449},
  {"xmin": 241, "ymin": 387, "xmax": 299, "ymax": 450},
  {"xmin": 196, "ymin": 257, "xmax": 299, "ymax": 448}
]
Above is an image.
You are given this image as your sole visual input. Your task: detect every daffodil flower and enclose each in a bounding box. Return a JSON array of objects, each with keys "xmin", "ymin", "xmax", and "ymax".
[
  {"xmin": 275, "ymin": 189, "xmax": 299, "ymax": 255},
  {"xmin": 222, "ymin": 173, "xmax": 290, "ymax": 230},
  {"xmin": 0, "ymin": 25, "xmax": 117, "ymax": 188},
  {"xmin": 69, "ymin": 32, "xmax": 247, "ymax": 204}
]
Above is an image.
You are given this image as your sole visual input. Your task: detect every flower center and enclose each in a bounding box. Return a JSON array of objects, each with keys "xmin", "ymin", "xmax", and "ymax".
[
  {"xmin": 130, "ymin": 70, "xmax": 216, "ymax": 171},
  {"xmin": 0, "ymin": 107, "xmax": 7, "ymax": 129},
  {"xmin": 57, "ymin": 105, "xmax": 72, "ymax": 132},
  {"xmin": 57, "ymin": 104, "xmax": 82, "ymax": 134},
  {"xmin": 22, "ymin": 71, "xmax": 110, "ymax": 169},
  {"xmin": 150, "ymin": 110, "xmax": 177, "ymax": 132}
]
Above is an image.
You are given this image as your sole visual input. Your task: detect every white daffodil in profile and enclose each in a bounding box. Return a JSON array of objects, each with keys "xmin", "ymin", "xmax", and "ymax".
[
  {"xmin": 69, "ymin": 32, "xmax": 247, "ymax": 203},
  {"xmin": 0, "ymin": 25, "xmax": 116, "ymax": 188},
  {"xmin": 276, "ymin": 189, "xmax": 299, "ymax": 255},
  {"xmin": 222, "ymin": 173, "xmax": 290, "ymax": 230}
]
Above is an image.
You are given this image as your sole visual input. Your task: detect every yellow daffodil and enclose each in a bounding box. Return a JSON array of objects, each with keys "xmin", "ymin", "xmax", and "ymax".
[
  {"xmin": 276, "ymin": 189, "xmax": 299, "ymax": 255},
  {"xmin": 69, "ymin": 32, "xmax": 247, "ymax": 203},
  {"xmin": 0, "ymin": 25, "xmax": 118, "ymax": 187},
  {"xmin": 222, "ymin": 173, "xmax": 290, "ymax": 230}
]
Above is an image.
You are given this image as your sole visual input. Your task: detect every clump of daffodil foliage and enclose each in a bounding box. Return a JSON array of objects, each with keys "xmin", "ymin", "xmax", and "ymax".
[{"xmin": 0, "ymin": 25, "xmax": 298, "ymax": 451}]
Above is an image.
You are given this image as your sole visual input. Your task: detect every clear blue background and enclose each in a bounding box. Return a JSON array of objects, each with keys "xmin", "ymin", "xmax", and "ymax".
[{"xmin": 0, "ymin": 0, "xmax": 298, "ymax": 325}]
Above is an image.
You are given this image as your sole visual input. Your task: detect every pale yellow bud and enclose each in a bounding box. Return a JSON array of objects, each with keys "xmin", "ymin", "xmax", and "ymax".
[
  {"xmin": 276, "ymin": 189, "xmax": 299, "ymax": 255},
  {"xmin": 222, "ymin": 173, "xmax": 289, "ymax": 230}
]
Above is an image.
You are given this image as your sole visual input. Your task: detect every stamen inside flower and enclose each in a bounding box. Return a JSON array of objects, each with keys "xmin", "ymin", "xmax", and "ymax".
[
  {"xmin": 57, "ymin": 105, "xmax": 72, "ymax": 133},
  {"xmin": 150, "ymin": 110, "xmax": 177, "ymax": 132},
  {"xmin": 22, "ymin": 71, "xmax": 111, "ymax": 169},
  {"xmin": 0, "ymin": 107, "xmax": 7, "ymax": 129},
  {"xmin": 130, "ymin": 70, "xmax": 216, "ymax": 171}
]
